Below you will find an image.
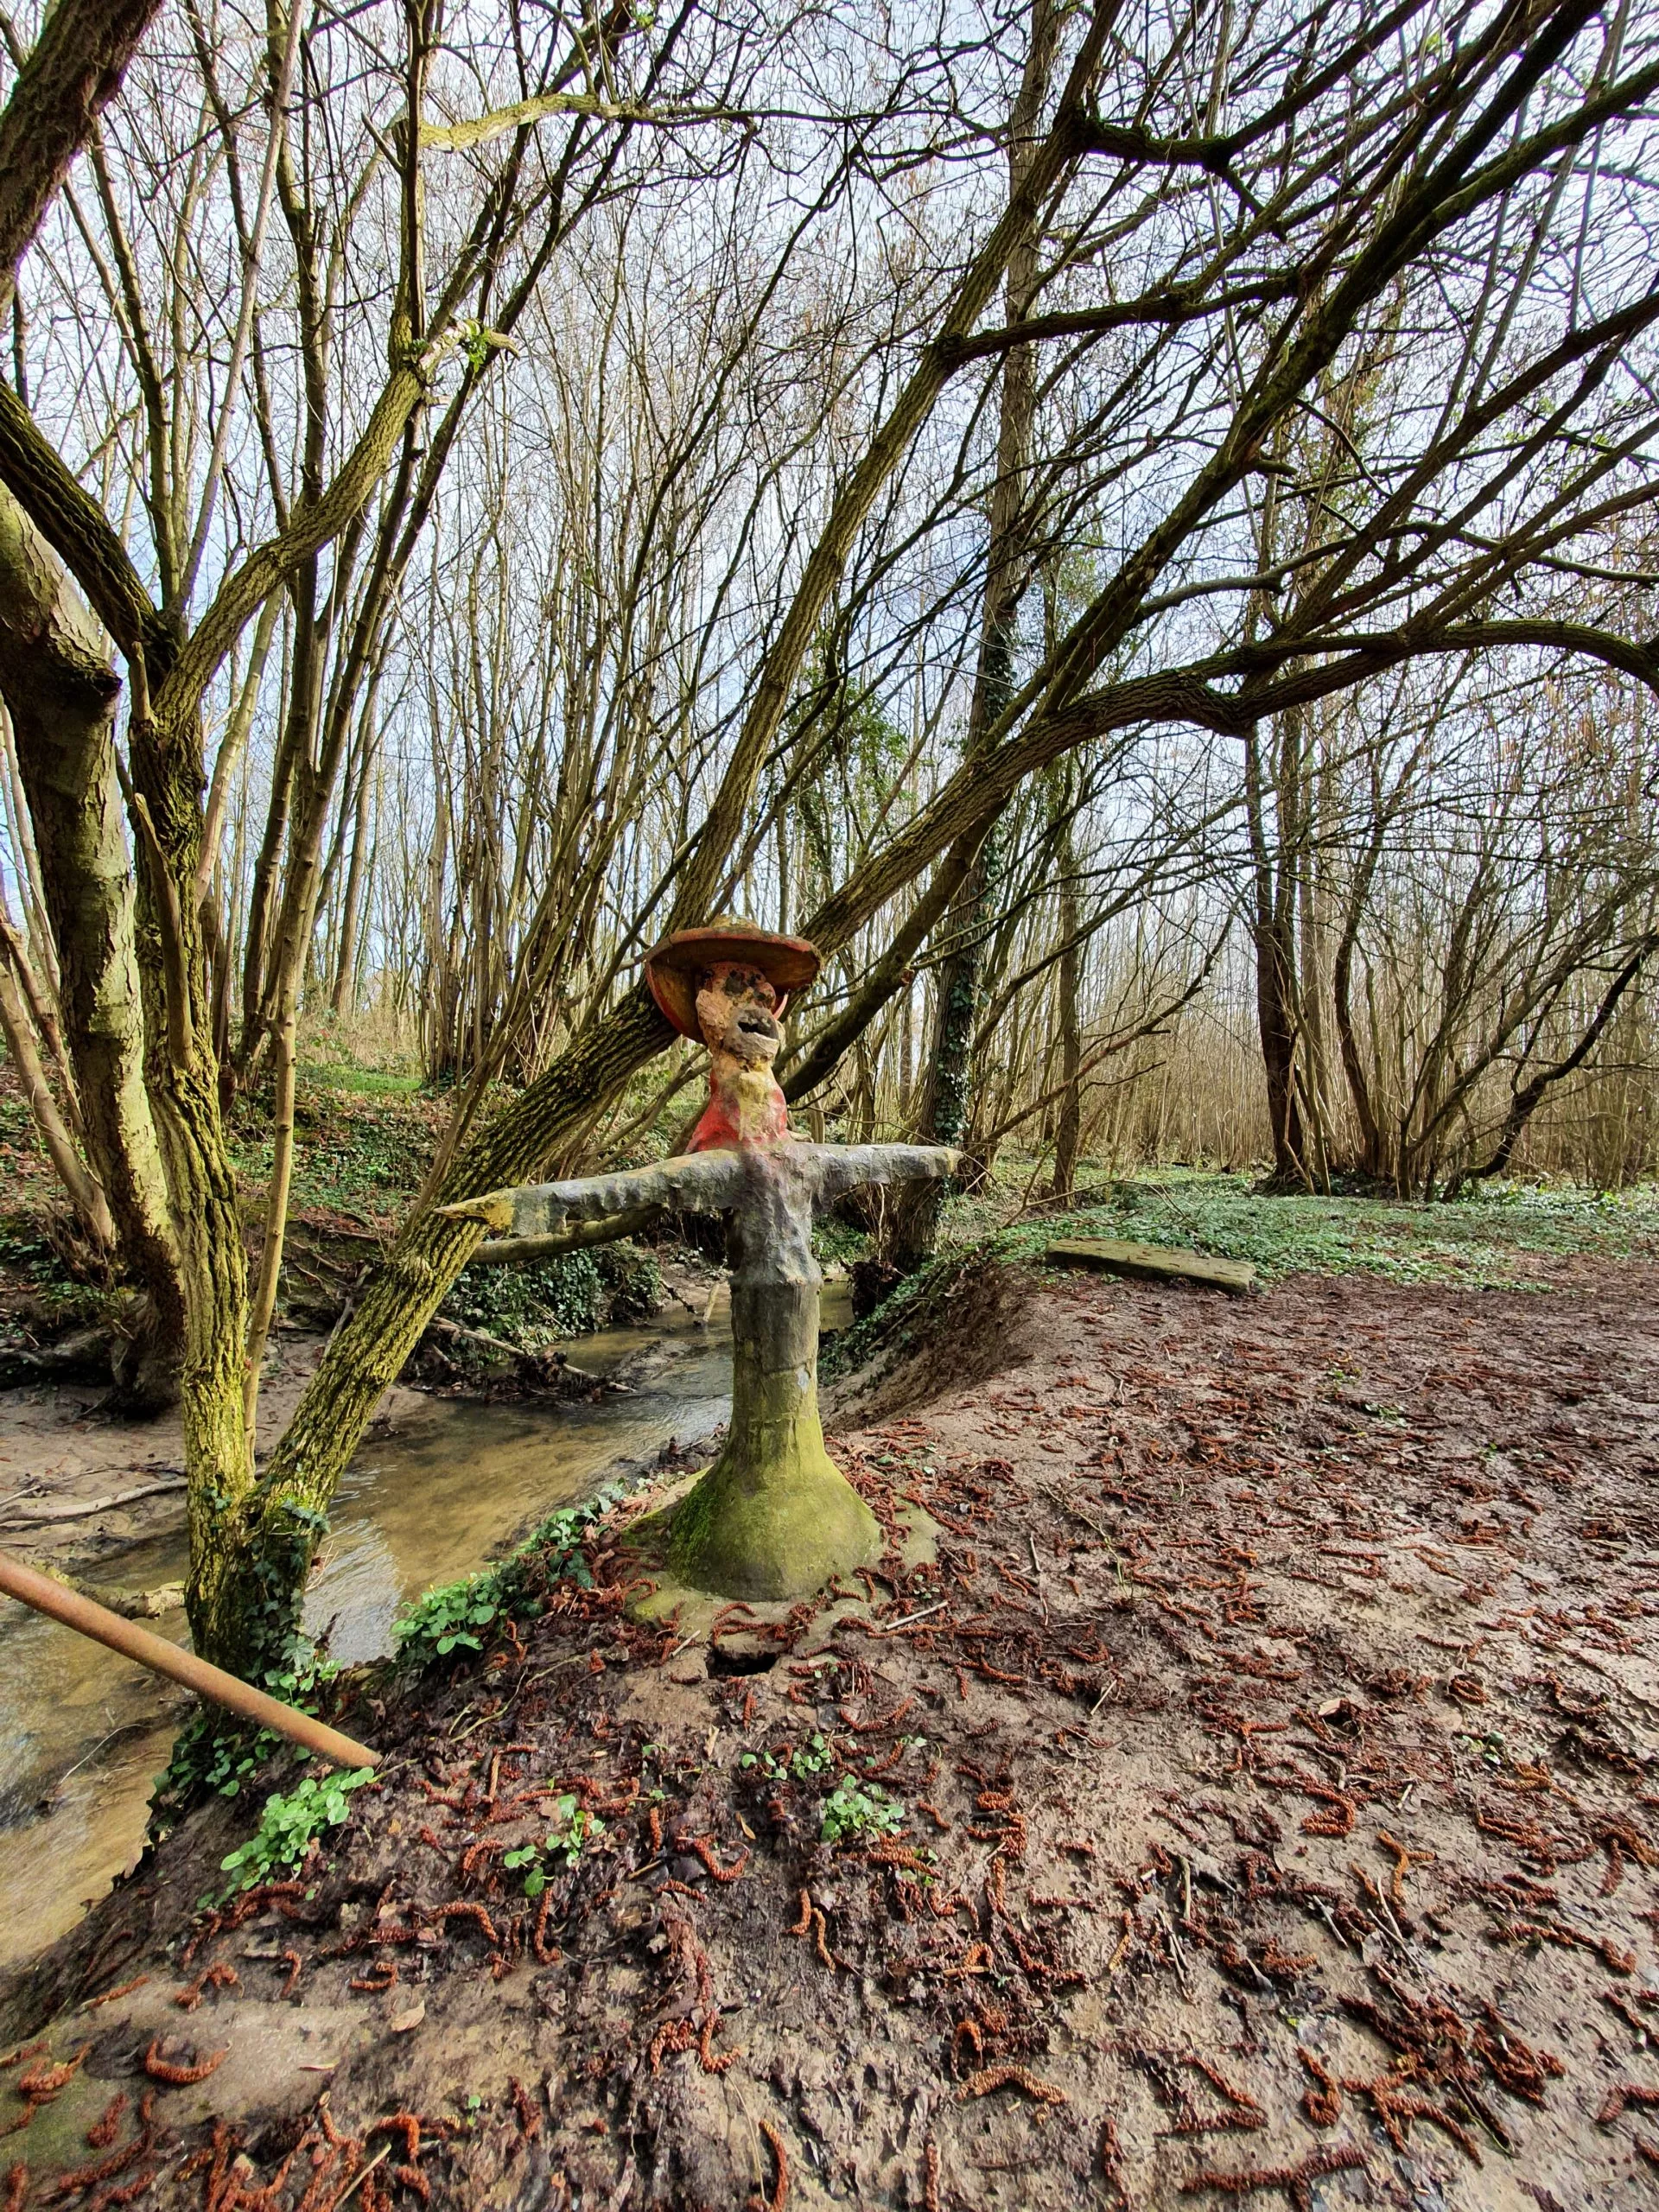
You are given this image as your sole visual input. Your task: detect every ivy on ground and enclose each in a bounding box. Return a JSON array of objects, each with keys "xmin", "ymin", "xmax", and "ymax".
[
  {"xmin": 219, "ymin": 1766, "xmax": 374, "ymax": 1893},
  {"xmin": 392, "ymin": 1484, "xmax": 625, "ymax": 1669}
]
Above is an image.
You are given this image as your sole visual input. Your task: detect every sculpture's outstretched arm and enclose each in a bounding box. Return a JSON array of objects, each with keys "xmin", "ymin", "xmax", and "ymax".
[
  {"xmin": 462, "ymin": 1202, "xmax": 664, "ymax": 1266},
  {"xmin": 439, "ymin": 1150, "xmax": 748, "ymax": 1240},
  {"xmin": 810, "ymin": 1142, "xmax": 959, "ymax": 1205}
]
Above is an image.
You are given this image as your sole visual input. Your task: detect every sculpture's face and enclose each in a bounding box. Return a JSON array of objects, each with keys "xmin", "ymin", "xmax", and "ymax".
[{"xmin": 696, "ymin": 962, "xmax": 783, "ymax": 1068}]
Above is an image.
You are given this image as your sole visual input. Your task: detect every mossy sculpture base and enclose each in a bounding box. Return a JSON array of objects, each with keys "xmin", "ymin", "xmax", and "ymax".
[
  {"xmin": 669, "ymin": 1259, "xmax": 879, "ymax": 1600},
  {"xmin": 442, "ymin": 925, "xmax": 955, "ymax": 1603}
]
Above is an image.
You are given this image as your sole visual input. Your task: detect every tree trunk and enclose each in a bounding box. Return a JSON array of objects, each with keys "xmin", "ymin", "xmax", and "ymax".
[
  {"xmin": 1254, "ymin": 912, "xmax": 1306, "ymax": 1186},
  {"xmin": 0, "ymin": 482, "xmax": 185, "ymax": 1404},
  {"xmin": 1052, "ymin": 829, "xmax": 1083, "ymax": 1201},
  {"xmin": 126, "ymin": 698, "xmax": 256, "ymax": 1669},
  {"xmin": 1332, "ymin": 873, "xmax": 1384, "ymax": 1181},
  {"xmin": 0, "ymin": 932, "xmax": 115, "ymax": 1249},
  {"xmin": 330, "ymin": 734, "xmax": 376, "ymax": 1013},
  {"xmin": 891, "ymin": 0, "xmax": 1058, "ymax": 1268},
  {"xmin": 222, "ymin": 981, "xmax": 677, "ymax": 1674},
  {"xmin": 1242, "ymin": 719, "xmax": 1311, "ymax": 1188},
  {"xmin": 243, "ymin": 998, "xmax": 296, "ymax": 1437},
  {"xmin": 236, "ymin": 616, "xmax": 302, "ymax": 1079}
]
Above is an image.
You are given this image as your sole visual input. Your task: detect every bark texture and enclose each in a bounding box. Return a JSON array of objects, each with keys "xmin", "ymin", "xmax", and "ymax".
[
  {"xmin": 1052, "ymin": 827, "xmax": 1083, "ymax": 1199},
  {"xmin": 124, "ymin": 693, "xmax": 256, "ymax": 1664},
  {"xmin": 0, "ymin": 939, "xmax": 113, "ymax": 1246},
  {"xmin": 0, "ymin": 482, "xmax": 184, "ymax": 1402},
  {"xmin": 0, "ymin": 0, "xmax": 165, "ymax": 312}
]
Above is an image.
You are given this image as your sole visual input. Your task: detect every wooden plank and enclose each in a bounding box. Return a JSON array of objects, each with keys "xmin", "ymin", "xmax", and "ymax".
[{"xmin": 1046, "ymin": 1237, "xmax": 1256, "ymax": 1294}]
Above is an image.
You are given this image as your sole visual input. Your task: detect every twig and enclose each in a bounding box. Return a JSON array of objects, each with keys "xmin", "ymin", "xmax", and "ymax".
[
  {"xmin": 868, "ymin": 1599, "xmax": 949, "ymax": 1636},
  {"xmin": 329, "ymin": 2143, "xmax": 391, "ymax": 2208}
]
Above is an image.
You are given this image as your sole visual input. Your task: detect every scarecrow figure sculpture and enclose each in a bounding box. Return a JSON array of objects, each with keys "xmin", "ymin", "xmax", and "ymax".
[{"xmin": 444, "ymin": 923, "xmax": 956, "ymax": 1600}]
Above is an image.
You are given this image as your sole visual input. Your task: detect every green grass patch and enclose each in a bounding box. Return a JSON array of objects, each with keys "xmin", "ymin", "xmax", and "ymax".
[
  {"xmin": 953, "ymin": 1169, "xmax": 1659, "ymax": 1289},
  {"xmin": 826, "ymin": 1174, "xmax": 1659, "ymax": 1382},
  {"xmin": 297, "ymin": 1060, "xmax": 424, "ymax": 1096}
]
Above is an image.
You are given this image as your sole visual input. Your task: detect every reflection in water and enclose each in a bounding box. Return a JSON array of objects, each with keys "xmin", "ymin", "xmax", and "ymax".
[
  {"xmin": 0, "ymin": 1528, "xmax": 189, "ymax": 1974},
  {"xmin": 0, "ymin": 1295, "xmax": 777, "ymax": 1971}
]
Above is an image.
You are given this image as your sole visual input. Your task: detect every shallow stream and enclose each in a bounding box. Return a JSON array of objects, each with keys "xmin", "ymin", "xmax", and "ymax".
[{"xmin": 0, "ymin": 1288, "xmax": 823, "ymax": 1972}]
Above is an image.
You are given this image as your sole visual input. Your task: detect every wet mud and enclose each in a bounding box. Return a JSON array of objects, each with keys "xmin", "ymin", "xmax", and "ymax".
[{"xmin": 3, "ymin": 1255, "xmax": 1658, "ymax": 2210}]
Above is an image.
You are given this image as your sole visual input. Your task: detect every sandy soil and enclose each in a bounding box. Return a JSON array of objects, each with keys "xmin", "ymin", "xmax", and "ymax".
[{"xmin": 3, "ymin": 1255, "xmax": 1659, "ymax": 2210}]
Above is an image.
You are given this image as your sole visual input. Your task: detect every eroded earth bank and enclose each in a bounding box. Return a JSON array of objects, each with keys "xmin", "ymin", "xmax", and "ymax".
[{"xmin": 3, "ymin": 1253, "xmax": 1658, "ymax": 2211}]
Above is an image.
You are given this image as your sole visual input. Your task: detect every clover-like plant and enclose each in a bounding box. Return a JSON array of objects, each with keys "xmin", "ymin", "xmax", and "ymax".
[{"xmin": 502, "ymin": 1795, "xmax": 607, "ymax": 1896}]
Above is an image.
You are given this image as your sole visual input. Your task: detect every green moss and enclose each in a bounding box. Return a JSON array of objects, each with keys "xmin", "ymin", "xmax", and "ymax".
[{"xmin": 666, "ymin": 1438, "xmax": 880, "ymax": 1600}]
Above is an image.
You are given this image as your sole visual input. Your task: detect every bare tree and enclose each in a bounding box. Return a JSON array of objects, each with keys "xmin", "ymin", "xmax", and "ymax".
[{"xmin": 0, "ymin": 0, "xmax": 1656, "ymax": 1690}]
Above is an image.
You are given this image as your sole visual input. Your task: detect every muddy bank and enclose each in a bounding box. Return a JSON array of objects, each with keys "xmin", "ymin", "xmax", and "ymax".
[
  {"xmin": 3, "ymin": 1255, "xmax": 1659, "ymax": 2209},
  {"xmin": 0, "ymin": 1298, "xmax": 744, "ymax": 1974},
  {"xmin": 0, "ymin": 1252, "xmax": 721, "ymax": 1582}
]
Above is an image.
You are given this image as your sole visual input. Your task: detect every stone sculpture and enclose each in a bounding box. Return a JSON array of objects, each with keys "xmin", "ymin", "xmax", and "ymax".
[{"xmin": 443, "ymin": 922, "xmax": 956, "ymax": 1599}]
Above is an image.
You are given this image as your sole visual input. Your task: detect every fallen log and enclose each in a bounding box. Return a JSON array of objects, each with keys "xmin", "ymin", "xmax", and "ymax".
[
  {"xmin": 1046, "ymin": 1237, "xmax": 1256, "ymax": 1294},
  {"xmin": 0, "ymin": 1325, "xmax": 113, "ymax": 1389},
  {"xmin": 76, "ymin": 1577, "xmax": 186, "ymax": 1618},
  {"xmin": 411, "ymin": 1316, "xmax": 620, "ymax": 1397},
  {"xmin": 0, "ymin": 1473, "xmax": 187, "ymax": 1525}
]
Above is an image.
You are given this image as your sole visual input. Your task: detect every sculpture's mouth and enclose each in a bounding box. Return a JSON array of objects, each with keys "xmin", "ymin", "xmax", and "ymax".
[{"xmin": 729, "ymin": 1007, "xmax": 781, "ymax": 1061}]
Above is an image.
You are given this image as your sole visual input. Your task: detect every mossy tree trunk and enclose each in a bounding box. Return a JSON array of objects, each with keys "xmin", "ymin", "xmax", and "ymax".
[
  {"xmin": 125, "ymin": 695, "xmax": 257, "ymax": 1665},
  {"xmin": 1052, "ymin": 811, "xmax": 1083, "ymax": 1200},
  {"xmin": 0, "ymin": 483, "xmax": 186, "ymax": 1405},
  {"xmin": 223, "ymin": 982, "xmax": 677, "ymax": 1672},
  {"xmin": 889, "ymin": 0, "xmax": 1058, "ymax": 1268}
]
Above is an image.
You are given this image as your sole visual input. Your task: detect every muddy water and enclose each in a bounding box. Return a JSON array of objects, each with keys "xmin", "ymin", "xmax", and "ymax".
[{"xmin": 0, "ymin": 1289, "xmax": 815, "ymax": 1972}]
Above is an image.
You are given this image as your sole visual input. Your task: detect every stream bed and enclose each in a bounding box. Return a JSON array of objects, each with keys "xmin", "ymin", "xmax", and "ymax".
[{"xmin": 0, "ymin": 1292, "xmax": 800, "ymax": 1972}]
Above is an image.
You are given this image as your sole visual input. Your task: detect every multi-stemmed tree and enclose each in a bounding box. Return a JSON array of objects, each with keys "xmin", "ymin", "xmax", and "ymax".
[{"xmin": 0, "ymin": 0, "xmax": 1654, "ymax": 1678}]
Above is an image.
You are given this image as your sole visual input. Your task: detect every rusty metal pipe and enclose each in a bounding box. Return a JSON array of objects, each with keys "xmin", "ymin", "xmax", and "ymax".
[{"xmin": 0, "ymin": 1546, "xmax": 380, "ymax": 1770}]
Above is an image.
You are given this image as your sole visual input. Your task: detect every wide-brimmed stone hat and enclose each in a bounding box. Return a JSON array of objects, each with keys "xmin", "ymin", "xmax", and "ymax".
[{"xmin": 644, "ymin": 919, "xmax": 820, "ymax": 1039}]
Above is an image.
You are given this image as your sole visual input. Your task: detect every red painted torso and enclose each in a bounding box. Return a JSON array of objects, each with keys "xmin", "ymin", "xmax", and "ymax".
[{"xmin": 689, "ymin": 1071, "xmax": 789, "ymax": 1151}]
